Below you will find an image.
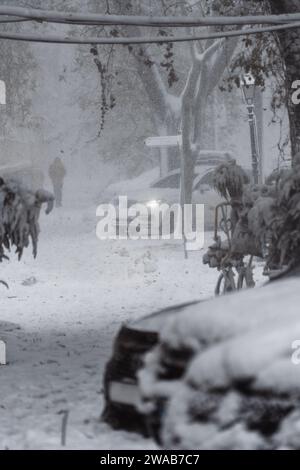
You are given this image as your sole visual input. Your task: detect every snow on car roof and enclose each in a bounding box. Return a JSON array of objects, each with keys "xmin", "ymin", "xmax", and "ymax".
[
  {"xmin": 106, "ymin": 164, "xmax": 216, "ymax": 196},
  {"xmin": 107, "ymin": 167, "xmax": 160, "ymax": 194},
  {"xmin": 149, "ymin": 165, "xmax": 215, "ymax": 188}
]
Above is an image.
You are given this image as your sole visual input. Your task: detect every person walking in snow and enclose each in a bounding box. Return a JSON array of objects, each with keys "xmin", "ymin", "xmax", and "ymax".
[{"xmin": 48, "ymin": 156, "xmax": 66, "ymax": 207}]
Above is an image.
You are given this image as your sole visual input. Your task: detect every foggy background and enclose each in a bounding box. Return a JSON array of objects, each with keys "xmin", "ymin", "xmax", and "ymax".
[{"xmin": 0, "ymin": 0, "xmax": 289, "ymax": 206}]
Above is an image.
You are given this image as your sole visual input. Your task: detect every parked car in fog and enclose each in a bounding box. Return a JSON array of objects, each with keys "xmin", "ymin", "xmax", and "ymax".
[{"xmin": 100, "ymin": 153, "xmax": 232, "ymax": 233}]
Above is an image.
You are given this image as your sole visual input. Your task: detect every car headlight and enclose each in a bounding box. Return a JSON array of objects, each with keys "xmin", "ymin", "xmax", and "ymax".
[{"xmin": 146, "ymin": 199, "xmax": 162, "ymax": 209}]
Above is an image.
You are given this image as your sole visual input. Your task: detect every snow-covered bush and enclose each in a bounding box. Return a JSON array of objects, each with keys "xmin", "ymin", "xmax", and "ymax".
[
  {"xmin": 206, "ymin": 157, "xmax": 300, "ymax": 278},
  {"xmin": 0, "ymin": 177, "xmax": 54, "ymax": 285},
  {"xmin": 265, "ymin": 155, "xmax": 300, "ymax": 271},
  {"xmin": 242, "ymin": 156, "xmax": 300, "ymax": 274},
  {"xmin": 212, "ymin": 159, "xmax": 250, "ymax": 201}
]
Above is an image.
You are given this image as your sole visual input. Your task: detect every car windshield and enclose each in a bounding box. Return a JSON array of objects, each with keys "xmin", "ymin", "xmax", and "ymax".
[
  {"xmin": 151, "ymin": 169, "xmax": 215, "ymax": 190},
  {"xmin": 151, "ymin": 173, "xmax": 180, "ymax": 189}
]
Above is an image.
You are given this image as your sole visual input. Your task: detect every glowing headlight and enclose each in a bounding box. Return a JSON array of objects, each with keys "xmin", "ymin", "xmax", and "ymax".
[{"xmin": 146, "ymin": 199, "xmax": 161, "ymax": 209}]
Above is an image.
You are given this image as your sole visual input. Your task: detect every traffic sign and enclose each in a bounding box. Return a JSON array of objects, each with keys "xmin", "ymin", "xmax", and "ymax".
[{"xmin": 144, "ymin": 135, "xmax": 182, "ymax": 148}]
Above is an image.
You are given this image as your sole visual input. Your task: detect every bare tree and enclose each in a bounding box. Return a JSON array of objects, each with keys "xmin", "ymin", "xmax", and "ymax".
[
  {"xmin": 89, "ymin": 0, "xmax": 238, "ymax": 203},
  {"xmin": 180, "ymin": 36, "xmax": 237, "ymax": 204}
]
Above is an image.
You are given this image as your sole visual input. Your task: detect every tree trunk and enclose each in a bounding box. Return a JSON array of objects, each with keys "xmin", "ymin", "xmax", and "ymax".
[
  {"xmin": 254, "ymin": 87, "xmax": 264, "ymax": 181},
  {"xmin": 268, "ymin": 0, "xmax": 300, "ymax": 157},
  {"xmin": 154, "ymin": 115, "xmax": 181, "ymax": 175},
  {"xmin": 110, "ymin": 0, "xmax": 181, "ymax": 175}
]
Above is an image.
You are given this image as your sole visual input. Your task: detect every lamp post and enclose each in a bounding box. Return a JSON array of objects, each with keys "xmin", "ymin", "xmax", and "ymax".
[
  {"xmin": 0, "ymin": 79, "xmax": 6, "ymax": 365},
  {"xmin": 241, "ymin": 73, "xmax": 261, "ymax": 185}
]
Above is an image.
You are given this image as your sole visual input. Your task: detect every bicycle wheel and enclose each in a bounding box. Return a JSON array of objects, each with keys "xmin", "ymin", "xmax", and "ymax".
[
  {"xmin": 237, "ymin": 264, "xmax": 255, "ymax": 290},
  {"xmin": 215, "ymin": 273, "xmax": 224, "ymax": 296},
  {"xmin": 244, "ymin": 265, "xmax": 255, "ymax": 288},
  {"xmin": 215, "ymin": 269, "xmax": 236, "ymax": 296}
]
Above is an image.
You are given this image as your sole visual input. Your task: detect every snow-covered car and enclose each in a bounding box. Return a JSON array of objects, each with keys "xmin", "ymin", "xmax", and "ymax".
[
  {"xmin": 138, "ymin": 276, "xmax": 300, "ymax": 449},
  {"xmin": 102, "ymin": 300, "xmax": 201, "ymax": 436},
  {"xmin": 100, "ymin": 156, "xmax": 229, "ymax": 233}
]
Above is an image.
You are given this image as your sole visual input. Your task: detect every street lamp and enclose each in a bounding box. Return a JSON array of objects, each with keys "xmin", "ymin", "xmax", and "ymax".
[
  {"xmin": 0, "ymin": 79, "xmax": 7, "ymax": 365},
  {"xmin": 0, "ymin": 80, "xmax": 6, "ymax": 105},
  {"xmin": 241, "ymin": 73, "xmax": 261, "ymax": 185}
]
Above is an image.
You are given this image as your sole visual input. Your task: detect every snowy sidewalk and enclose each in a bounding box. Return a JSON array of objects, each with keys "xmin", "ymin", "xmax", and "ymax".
[{"xmin": 0, "ymin": 203, "xmax": 256, "ymax": 449}]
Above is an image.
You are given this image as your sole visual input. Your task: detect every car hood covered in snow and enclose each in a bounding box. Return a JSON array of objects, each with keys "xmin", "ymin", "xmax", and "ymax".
[{"xmin": 139, "ymin": 277, "xmax": 300, "ymax": 450}]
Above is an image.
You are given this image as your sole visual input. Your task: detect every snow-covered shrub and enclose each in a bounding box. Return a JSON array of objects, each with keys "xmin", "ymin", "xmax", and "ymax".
[
  {"xmin": 212, "ymin": 159, "xmax": 250, "ymax": 201},
  {"xmin": 206, "ymin": 157, "xmax": 300, "ymax": 277},
  {"xmin": 266, "ymin": 155, "xmax": 300, "ymax": 270},
  {"xmin": 238, "ymin": 155, "xmax": 300, "ymax": 273},
  {"xmin": 0, "ymin": 177, "xmax": 54, "ymax": 284}
]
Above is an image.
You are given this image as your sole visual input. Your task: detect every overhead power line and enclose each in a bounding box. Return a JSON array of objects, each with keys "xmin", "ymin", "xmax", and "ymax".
[
  {"xmin": 0, "ymin": 21, "xmax": 299, "ymax": 45},
  {"xmin": 0, "ymin": 6, "xmax": 300, "ymax": 28},
  {"xmin": 0, "ymin": 17, "xmax": 31, "ymax": 23}
]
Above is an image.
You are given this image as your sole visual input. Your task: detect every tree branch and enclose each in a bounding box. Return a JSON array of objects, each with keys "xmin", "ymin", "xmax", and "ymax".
[{"xmin": 206, "ymin": 36, "xmax": 239, "ymax": 94}]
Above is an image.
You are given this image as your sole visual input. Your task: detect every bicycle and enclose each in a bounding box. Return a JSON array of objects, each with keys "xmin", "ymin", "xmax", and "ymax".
[
  {"xmin": 213, "ymin": 203, "xmax": 255, "ymax": 296},
  {"xmin": 215, "ymin": 256, "xmax": 255, "ymax": 296}
]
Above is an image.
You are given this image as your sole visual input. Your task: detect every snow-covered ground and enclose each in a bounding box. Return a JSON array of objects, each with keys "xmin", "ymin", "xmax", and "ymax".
[{"xmin": 0, "ymin": 182, "xmax": 248, "ymax": 449}]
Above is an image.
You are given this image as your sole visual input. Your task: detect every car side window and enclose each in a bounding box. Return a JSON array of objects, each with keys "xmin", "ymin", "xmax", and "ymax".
[{"xmin": 152, "ymin": 173, "xmax": 180, "ymax": 189}]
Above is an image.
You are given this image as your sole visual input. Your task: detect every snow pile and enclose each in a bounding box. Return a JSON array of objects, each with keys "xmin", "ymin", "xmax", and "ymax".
[{"xmin": 139, "ymin": 277, "xmax": 300, "ymax": 449}]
